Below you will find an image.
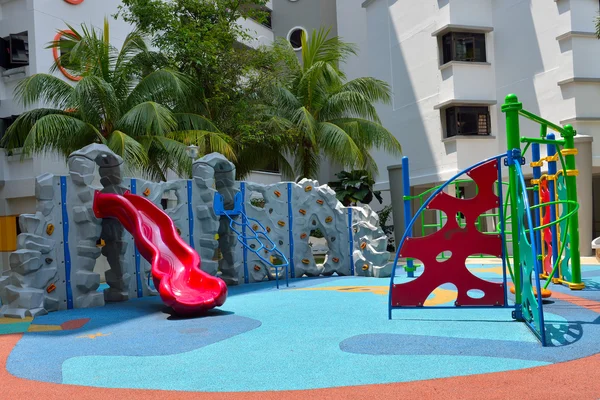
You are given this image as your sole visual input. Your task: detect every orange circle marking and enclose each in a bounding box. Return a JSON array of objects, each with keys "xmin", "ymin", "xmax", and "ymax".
[{"xmin": 53, "ymin": 30, "xmax": 82, "ymax": 81}]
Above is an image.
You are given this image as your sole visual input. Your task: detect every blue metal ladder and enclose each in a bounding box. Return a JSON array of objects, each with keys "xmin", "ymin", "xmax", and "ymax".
[{"xmin": 214, "ymin": 192, "xmax": 289, "ymax": 288}]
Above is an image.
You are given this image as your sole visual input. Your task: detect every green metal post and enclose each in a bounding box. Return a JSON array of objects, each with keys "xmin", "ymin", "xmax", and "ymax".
[
  {"xmin": 561, "ymin": 125, "xmax": 582, "ymax": 285},
  {"xmin": 502, "ymin": 94, "xmax": 523, "ymax": 308}
]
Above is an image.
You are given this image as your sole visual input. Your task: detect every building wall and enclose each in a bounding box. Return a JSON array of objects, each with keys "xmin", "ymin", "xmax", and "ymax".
[
  {"xmin": 356, "ymin": 0, "xmax": 599, "ymax": 253},
  {"xmin": 272, "ymin": 0, "xmax": 337, "ymax": 43},
  {"xmin": 357, "ymin": 0, "xmax": 600, "ymax": 187}
]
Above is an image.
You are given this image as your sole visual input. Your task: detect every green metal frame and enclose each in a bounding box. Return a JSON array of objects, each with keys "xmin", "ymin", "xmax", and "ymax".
[{"xmin": 502, "ymin": 94, "xmax": 582, "ymax": 299}]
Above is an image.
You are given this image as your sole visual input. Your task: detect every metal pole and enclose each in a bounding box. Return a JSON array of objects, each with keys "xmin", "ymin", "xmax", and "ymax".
[
  {"xmin": 501, "ymin": 94, "xmax": 523, "ymax": 314},
  {"xmin": 561, "ymin": 125, "xmax": 582, "ymax": 285},
  {"xmin": 402, "ymin": 156, "xmax": 415, "ymax": 278},
  {"xmin": 546, "ymin": 133, "xmax": 559, "ymax": 278},
  {"xmin": 531, "ymin": 143, "xmax": 542, "ymax": 258}
]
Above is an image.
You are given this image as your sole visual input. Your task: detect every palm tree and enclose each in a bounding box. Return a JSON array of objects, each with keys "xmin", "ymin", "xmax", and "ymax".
[
  {"xmin": 0, "ymin": 19, "xmax": 234, "ymax": 180},
  {"xmin": 261, "ymin": 27, "xmax": 401, "ymax": 179}
]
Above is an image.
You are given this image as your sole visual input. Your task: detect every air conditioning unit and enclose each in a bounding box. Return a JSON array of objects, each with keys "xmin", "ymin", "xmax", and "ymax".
[{"xmin": 0, "ymin": 31, "xmax": 28, "ymax": 70}]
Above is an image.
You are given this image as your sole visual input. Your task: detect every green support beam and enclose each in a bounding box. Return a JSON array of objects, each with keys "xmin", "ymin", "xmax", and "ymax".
[{"xmin": 502, "ymin": 94, "xmax": 523, "ymax": 308}]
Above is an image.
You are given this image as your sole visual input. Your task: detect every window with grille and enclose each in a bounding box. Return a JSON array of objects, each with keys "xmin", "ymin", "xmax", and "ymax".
[
  {"xmin": 441, "ymin": 32, "xmax": 486, "ymax": 64},
  {"xmin": 445, "ymin": 106, "xmax": 491, "ymax": 138}
]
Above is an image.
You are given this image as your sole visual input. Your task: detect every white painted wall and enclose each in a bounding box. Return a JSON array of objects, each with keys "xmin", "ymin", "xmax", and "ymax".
[{"xmin": 350, "ymin": 0, "xmax": 600, "ymax": 191}]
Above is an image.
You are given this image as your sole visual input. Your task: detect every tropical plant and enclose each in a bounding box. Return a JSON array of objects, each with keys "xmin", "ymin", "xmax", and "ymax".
[
  {"xmin": 260, "ymin": 27, "xmax": 401, "ymax": 179},
  {"xmin": 328, "ymin": 170, "xmax": 383, "ymax": 207},
  {"xmin": 0, "ymin": 19, "xmax": 234, "ymax": 180},
  {"xmin": 117, "ymin": 0, "xmax": 294, "ymax": 179}
]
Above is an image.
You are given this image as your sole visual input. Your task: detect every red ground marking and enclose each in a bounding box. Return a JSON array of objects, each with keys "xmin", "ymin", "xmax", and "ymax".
[{"xmin": 60, "ymin": 318, "xmax": 90, "ymax": 331}]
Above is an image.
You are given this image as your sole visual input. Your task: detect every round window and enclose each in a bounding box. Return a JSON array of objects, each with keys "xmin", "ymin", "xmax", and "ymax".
[{"xmin": 287, "ymin": 27, "xmax": 306, "ymax": 51}]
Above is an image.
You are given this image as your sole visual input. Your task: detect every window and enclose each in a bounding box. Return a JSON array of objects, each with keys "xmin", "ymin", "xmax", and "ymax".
[
  {"xmin": 0, "ymin": 31, "xmax": 29, "ymax": 70},
  {"xmin": 0, "ymin": 115, "xmax": 18, "ymax": 145},
  {"xmin": 441, "ymin": 32, "xmax": 486, "ymax": 64},
  {"xmin": 261, "ymin": 9, "xmax": 272, "ymax": 29},
  {"xmin": 445, "ymin": 106, "xmax": 490, "ymax": 138},
  {"xmin": 288, "ymin": 27, "xmax": 306, "ymax": 51}
]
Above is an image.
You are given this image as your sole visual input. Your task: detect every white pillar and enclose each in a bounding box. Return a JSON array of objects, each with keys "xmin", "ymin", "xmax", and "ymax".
[
  {"xmin": 574, "ymin": 135, "xmax": 593, "ymax": 256},
  {"xmin": 387, "ymin": 163, "xmax": 405, "ymax": 249}
]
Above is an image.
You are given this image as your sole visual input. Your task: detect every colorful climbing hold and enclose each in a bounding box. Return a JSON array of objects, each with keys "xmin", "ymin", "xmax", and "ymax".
[
  {"xmin": 360, "ymin": 242, "xmax": 367, "ymax": 250},
  {"xmin": 305, "ymin": 186, "xmax": 312, "ymax": 192},
  {"xmin": 325, "ymin": 216, "xmax": 333, "ymax": 223},
  {"xmin": 254, "ymin": 265, "xmax": 261, "ymax": 271},
  {"xmin": 252, "ymin": 224, "xmax": 259, "ymax": 231},
  {"xmin": 45, "ymin": 258, "xmax": 53, "ymax": 264},
  {"xmin": 274, "ymin": 190, "xmax": 281, "ymax": 197},
  {"xmin": 277, "ymin": 220, "xmax": 285, "ymax": 227},
  {"xmin": 176, "ymin": 228, "xmax": 181, "ymax": 236},
  {"xmin": 332, "ymin": 257, "xmax": 340, "ymax": 263},
  {"xmin": 299, "ymin": 209, "xmax": 306, "ymax": 215},
  {"xmin": 362, "ymin": 264, "xmax": 369, "ymax": 271},
  {"xmin": 316, "ymin": 199, "xmax": 324, "ymax": 205},
  {"xmin": 266, "ymin": 226, "xmax": 271, "ymax": 233},
  {"xmin": 300, "ymin": 233, "xmax": 307, "ymax": 239},
  {"xmin": 46, "ymin": 284, "xmax": 56, "ymax": 293},
  {"xmin": 96, "ymin": 239, "xmax": 105, "ymax": 248},
  {"xmin": 143, "ymin": 188, "xmax": 151, "ymax": 196},
  {"xmin": 46, "ymin": 224, "xmax": 55, "ymax": 236},
  {"xmin": 302, "ymin": 259, "xmax": 310, "ymax": 264}
]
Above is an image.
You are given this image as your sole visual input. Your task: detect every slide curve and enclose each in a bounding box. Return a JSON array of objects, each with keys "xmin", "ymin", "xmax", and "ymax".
[{"xmin": 92, "ymin": 191, "xmax": 227, "ymax": 315}]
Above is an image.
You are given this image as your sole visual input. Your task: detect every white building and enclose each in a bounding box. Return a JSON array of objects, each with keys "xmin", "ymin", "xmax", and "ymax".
[
  {"xmin": 0, "ymin": 0, "xmax": 276, "ymax": 266},
  {"xmin": 335, "ymin": 0, "xmax": 599, "ymax": 255},
  {"xmin": 2, "ymin": 0, "xmax": 600, "ymax": 262}
]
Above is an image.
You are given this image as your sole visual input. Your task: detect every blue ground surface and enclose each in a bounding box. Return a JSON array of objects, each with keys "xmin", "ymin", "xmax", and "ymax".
[{"xmin": 5, "ymin": 266, "xmax": 600, "ymax": 392}]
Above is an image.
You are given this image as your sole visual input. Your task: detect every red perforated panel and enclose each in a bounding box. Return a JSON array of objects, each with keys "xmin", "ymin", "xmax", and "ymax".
[
  {"xmin": 391, "ymin": 160, "xmax": 505, "ymax": 307},
  {"xmin": 539, "ymin": 180, "xmax": 553, "ymax": 276}
]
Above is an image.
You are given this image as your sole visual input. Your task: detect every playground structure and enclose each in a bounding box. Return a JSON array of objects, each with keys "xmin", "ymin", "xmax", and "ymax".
[
  {"xmin": 389, "ymin": 94, "xmax": 582, "ymax": 346},
  {"xmin": 0, "ymin": 145, "xmax": 390, "ymax": 318}
]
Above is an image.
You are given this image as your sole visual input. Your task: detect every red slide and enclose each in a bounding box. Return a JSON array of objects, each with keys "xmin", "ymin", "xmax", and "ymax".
[{"xmin": 92, "ymin": 191, "xmax": 227, "ymax": 315}]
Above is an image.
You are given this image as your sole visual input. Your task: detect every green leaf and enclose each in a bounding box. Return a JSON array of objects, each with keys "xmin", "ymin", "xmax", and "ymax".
[
  {"xmin": 106, "ymin": 130, "xmax": 149, "ymax": 172},
  {"xmin": 116, "ymin": 101, "xmax": 177, "ymax": 136}
]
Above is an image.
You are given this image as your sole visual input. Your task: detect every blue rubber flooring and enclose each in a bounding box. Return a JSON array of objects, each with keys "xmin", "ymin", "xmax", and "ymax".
[{"xmin": 4, "ymin": 265, "xmax": 600, "ymax": 392}]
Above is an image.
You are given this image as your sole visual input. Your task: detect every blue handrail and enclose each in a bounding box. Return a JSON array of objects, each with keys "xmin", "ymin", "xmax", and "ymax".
[
  {"xmin": 388, "ymin": 154, "xmax": 506, "ymax": 319},
  {"xmin": 214, "ymin": 192, "xmax": 289, "ymax": 288},
  {"xmin": 514, "ymin": 162, "xmax": 547, "ymax": 345}
]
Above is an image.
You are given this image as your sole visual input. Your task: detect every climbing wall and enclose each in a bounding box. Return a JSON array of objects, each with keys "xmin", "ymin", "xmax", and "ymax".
[
  {"xmin": 191, "ymin": 159, "xmax": 220, "ymax": 277},
  {"xmin": 66, "ymin": 152, "xmax": 105, "ymax": 309},
  {"xmin": 243, "ymin": 181, "xmax": 291, "ymax": 282},
  {"xmin": 2, "ymin": 146, "xmax": 393, "ymax": 317},
  {"xmin": 351, "ymin": 206, "xmax": 392, "ymax": 277},
  {"xmin": 390, "ymin": 160, "xmax": 505, "ymax": 308},
  {"xmin": 0, "ymin": 174, "xmax": 66, "ymax": 317}
]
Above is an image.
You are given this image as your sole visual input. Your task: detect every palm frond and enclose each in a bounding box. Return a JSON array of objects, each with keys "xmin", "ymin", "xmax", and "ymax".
[
  {"xmin": 337, "ymin": 77, "xmax": 392, "ymax": 104},
  {"xmin": 319, "ymin": 91, "xmax": 381, "ymax": 123},
  {"xmin": 73, "ymin": 75, "xmax": 121, "ymax": 128},
  {"xmin": 106, "ymin": 130, "xmax": 149, "ymax": 172},
  {"xmin": 330, "ymin": 118, "xmax": 401, "ymax": 154},
  {"xmin": 116, "ymin": 101, "xmax": 177, "ymax": 136},
  {"xmin": 0, "ymin": 109, "xmax": 73, "ymax": 150},
  {"xmin": 20, "ymin": 114, "xmax": 105, "ymax": 159},
  {"xmin": 13, "ymin": 74, "xmax": 75, "ymax": 109},
  {"xmin": 167, "ymin": 130, "xmax": 236, "ymax": 161},
  {"xmin": 316, "ymin": 122, "xmax": 363, "ymax": 169},
  {"xmin": 125, "ymin": 69, "xmax": 192, "ymax": 110},
  {"xmin": 173, "ymin": 113, "xmax": 222, "ymax": 132},
  {"xmin": 292, "ymin": 107, "xmax": 318, "ymax": 144},
  {"xmin": 152, "ymin": 136, "xmax": 194, "ymax": 178},
  {"xmin": 301, "ymin": 27, "xmax": 357, "ymax": 71}
]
